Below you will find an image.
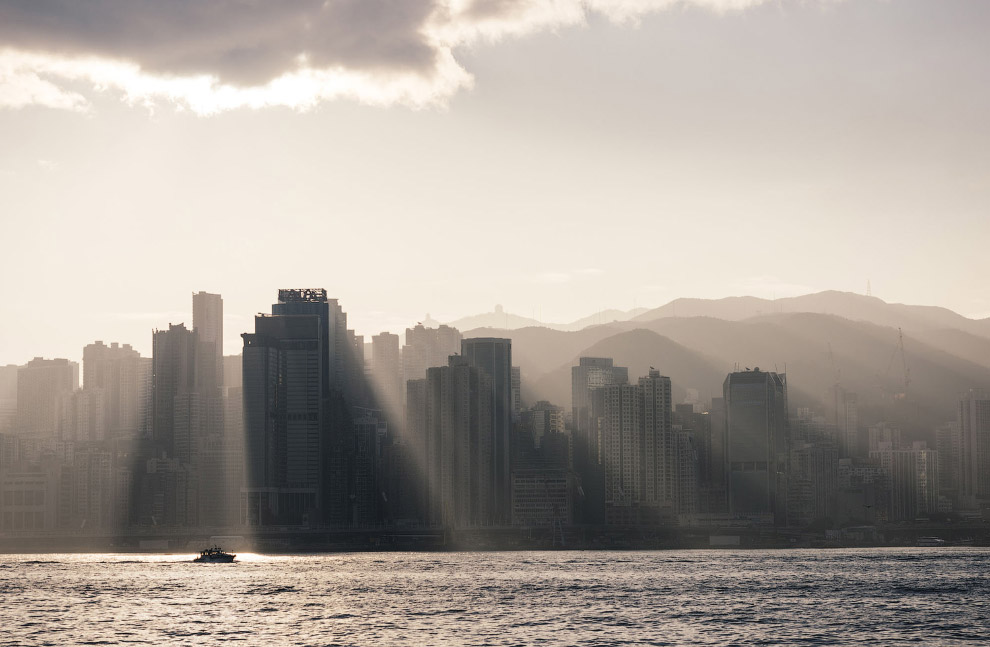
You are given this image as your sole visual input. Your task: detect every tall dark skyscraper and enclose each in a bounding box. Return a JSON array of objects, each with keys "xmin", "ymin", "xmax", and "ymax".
[
  {"xmin": 241, "ymin": 288, "xmax": 369, "ymax": 526},
  {"xmin": 461, "ymin": 337, "xmax": 512, "ymax": 525},
  {"xmin": 242, "ymin": 312, "xmax": 323, "ymax": 525},
  {"xmin": 723, "ymin": 369, "xmax": 789, "ymax": 524}
]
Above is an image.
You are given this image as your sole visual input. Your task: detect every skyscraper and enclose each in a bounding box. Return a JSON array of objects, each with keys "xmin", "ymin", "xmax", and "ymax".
[
  {"xmin": 401, "ymin": 323, "xmax": 462, "ymax": 392},
  {"xmin": 151, "ymin": 324, "xmax": 197, "ymax": 453},
  {"xmin": 461, "ymin": 337, "xmax": 513, "ymax": 525},
  {"xmin": 242, "ymin": 313, "xmax": 323, "ymax": 525},
  {"xmin": 371, "ymin": 332, "xmax": 402, "ymax": 424},
  {"xmin": 192, "ymin": 291, "xmax": 224, "ymax": 389},
  {"xmin": 16, "ymin": 358, "xmax": 77, "ymax": 437},
  {"xmin": 601, "ymin": 369, "xmax": 676, "ymax": 524},
  {"xmin": 81, "ymin": 341, "xmax": 146, "ymax": 439},
  {"xmin": 422, "ymin": 357, "xmax": 494, "ymax": 527},
  {"xmin": 571, "ymin": 357, "xmax": 628, "ymax": 523},
  {"xmin": 958, "ymin": 390, "xmax": 990, "ymax": 506},
  {"xmin": 723, "ymin": 369, "xmax": 789, "ymax": 524}
]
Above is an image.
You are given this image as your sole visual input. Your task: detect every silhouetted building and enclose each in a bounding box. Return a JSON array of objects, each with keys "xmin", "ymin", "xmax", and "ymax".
[
  {"xmin": 870, "ymin": 441, "xmax": 939, "ymax": 522},
  {"xmin": 461, "ymin": 337, "xmax": 513, "ymax": 525},
  {"xmin": 372, "ymin": 332, "xmax": 402, "ymax": 425},
  {"xmin": 571, "ymin": 357, "xmax": 628, "ymax": 524},
  {"xmin": 523, "ymin": 401, "xmax": 565, "ymax": 450},
  {"xmin": 16, "ymin": 358, "xmax": 78, "ymax": 437},
  {"xmin": 81, "ymin": 341, "xmax": 148, "ymax": 440},
  {"xmin": 151, "ymin": 324, "xmax": 197, "ymax": 454},
  {"xmin": 401, "ymin": 323, "xmax": 462, "ymax": 395},
  {"xmin": 192, "ymin": 291, "xmax": 224, "ymax": 389},
  {"xmin": 422, "ymin": 356, "xmax": 494, "ymax": 527},
  {"xmin": 601, "ymin": 369, "xmax": 676, "ymax": 524},
  {"xmin": 958, "ymin": 390, "xmax": 990, "ymax": 507},
  {"xmin": 242, "ymin": 313, "xmax": 323, "ymax": 526},
  {"xmin": 723, "ymin": 369, "xmax": 789, "ymax": 524}
]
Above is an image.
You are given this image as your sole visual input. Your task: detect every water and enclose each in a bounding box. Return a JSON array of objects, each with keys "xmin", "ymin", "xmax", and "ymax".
[{"xmin": 1, "ymin": 548, "xmax": 988, "ymax": 646}]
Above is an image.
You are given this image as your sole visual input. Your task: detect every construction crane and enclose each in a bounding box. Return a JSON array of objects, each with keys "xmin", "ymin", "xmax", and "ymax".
[
  {"xmin": 882, "ymin": 328, "xmax": 911, "ymax": 400},
  {"xmin": 827, "ymin": 342, "xmax": 841, "ymax": 423}
]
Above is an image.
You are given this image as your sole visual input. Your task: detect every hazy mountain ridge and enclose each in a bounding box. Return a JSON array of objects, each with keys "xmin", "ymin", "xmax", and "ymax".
[
  {"xmin": 450, "ymin": 290, "xmax": 989, "ymax": 339},
  {"xmin": 633, "ymin": 290, "xmax": 990, "ymax": 338},
  {"xmin": 466, "ymin": 310, "xmax": 990, "ymax": 435},
  {"xmin": 446, "ymin": 307, "xmax": 648, "ymax": 333}
]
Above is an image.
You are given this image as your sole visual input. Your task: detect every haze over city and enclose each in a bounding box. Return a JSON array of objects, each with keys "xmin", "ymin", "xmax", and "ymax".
[
  {"xmin": 2, "ymin": 2, "xmax": 989, "ymax": 646},
  {"xmin": 2, "ymin": 0, "xmax": 990, "ymax": 366}
]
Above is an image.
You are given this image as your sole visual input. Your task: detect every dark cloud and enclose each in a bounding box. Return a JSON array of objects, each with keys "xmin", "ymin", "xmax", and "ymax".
[{"xmin": 0, "ymin": 0, "xmax": 440, "ymax": 86}]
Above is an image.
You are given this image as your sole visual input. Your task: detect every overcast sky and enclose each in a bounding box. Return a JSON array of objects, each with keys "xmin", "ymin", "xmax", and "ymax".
[{"xmin": 1, "ymin": 0, "xmax": 988, "ymax": 365}]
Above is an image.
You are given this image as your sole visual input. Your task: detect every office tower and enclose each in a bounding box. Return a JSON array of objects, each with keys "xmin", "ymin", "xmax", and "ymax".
[
  {"xmin": 958, "ymin": 390, "xmax": 990, "ymax": 506},
  {"xmin": 423, "ymin": 356, "xmax": 494, "ymax": 527},
  {"xmin": 242, "ymin": 312, "xmax": 323, "ymax": 526},
  {"xmin": 270, "ymin": 288, "xmax": 341, "ymax": 396},
  {"xmin": 192, "ymin": 291, "xmax": 224, "ymax": 389},
  {"xmin": 461, "ymin": 337, "xmax": 513, "ymax": 525},
  {"xmin": 372, "ymin": 332, "xmax": 402, "ymax": 423},
  {"xmin": 401, "ymin": 323, "xmax": 462, "ymax": 389},
  {"xmin": 16, "ymin": 358, "xmax": 78, "ymax": 437},
  {"xmin": 571, "ymin": 357, "xmax": 628, "ymax": 523},
  {"xmin": 723, "ymin": 369, "xmax": 789, "ymax": 523}
]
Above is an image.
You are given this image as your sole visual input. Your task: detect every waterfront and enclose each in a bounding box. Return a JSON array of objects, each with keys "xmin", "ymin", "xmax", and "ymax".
[{"xmin": 1, "ymin": 548, "xmax": 988, "ymax": 646}]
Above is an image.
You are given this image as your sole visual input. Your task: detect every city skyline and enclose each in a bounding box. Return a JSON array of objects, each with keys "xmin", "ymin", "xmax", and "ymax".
[{"xmin": 2, "ymin": 0, "xmax": 989, "ymax": 367}]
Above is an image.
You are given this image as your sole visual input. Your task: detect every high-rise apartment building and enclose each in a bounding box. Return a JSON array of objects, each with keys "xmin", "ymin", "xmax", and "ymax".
[
  {"xmin": 601, "ymin": 369, "xmax": 676, "ymax": 524},
  {"xmin": 571, "ymin": 357, "xmax": 628, "ymax": 524},
  {"xmin": 81, "ymin": 341, "xmax": 147, "ymax": 439},
  {"xmin": 16, "ymin": 358, "xmax": 78, "ymax": 437},
  {"xmin": 401, "ymin": 323, "xmax": 462, "ymax": 390},
  {"xmin": 422, "ymin": 356, "xmax": 494, "ymax": 527}
]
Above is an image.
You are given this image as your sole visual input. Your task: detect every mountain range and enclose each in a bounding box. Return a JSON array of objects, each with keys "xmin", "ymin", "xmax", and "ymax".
[{"xmin": 453, "ymin": 291, "xmax": 990, "ymax": 439}]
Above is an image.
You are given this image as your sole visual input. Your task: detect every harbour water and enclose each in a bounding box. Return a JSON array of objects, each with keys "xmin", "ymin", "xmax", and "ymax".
[{"xmin": 2, "ymin": 548, "xmax": 988, "ymax": 646}]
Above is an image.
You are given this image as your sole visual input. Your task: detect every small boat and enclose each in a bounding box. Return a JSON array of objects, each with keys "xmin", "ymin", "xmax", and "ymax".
[
  {"xmin": 193, "ymin": 545, "xmax": 236, "ymax": 563},
  {"xmin": 916, "ymin": 536, "xmax": 946, "ymax": 547}
]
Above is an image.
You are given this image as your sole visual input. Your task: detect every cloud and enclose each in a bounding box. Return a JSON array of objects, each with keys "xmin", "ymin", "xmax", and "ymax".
[{"xmin": 0, "ymin": 0, "xmax": 788, "ymax": 114}]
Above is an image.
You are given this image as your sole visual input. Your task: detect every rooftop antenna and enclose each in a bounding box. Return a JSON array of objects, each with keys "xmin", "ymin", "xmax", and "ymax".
[{"xmin": 866, "ymin": 280, "xmax": 872, "ymax": 297}]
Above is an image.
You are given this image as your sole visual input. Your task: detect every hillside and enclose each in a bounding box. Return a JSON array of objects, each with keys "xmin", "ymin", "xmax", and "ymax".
[{"xmin": 466, "ymin": 311, "xmax": 990, "ymax": 436}]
